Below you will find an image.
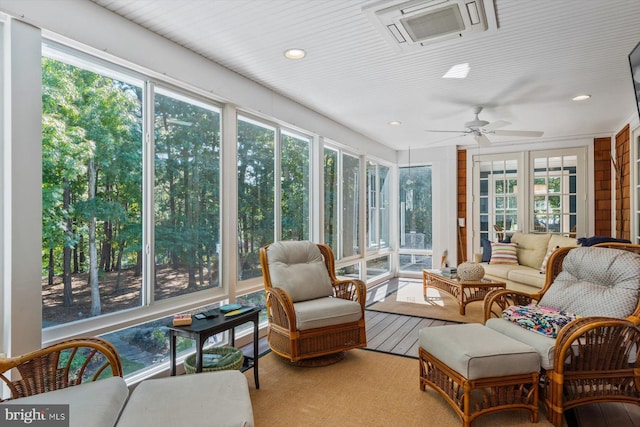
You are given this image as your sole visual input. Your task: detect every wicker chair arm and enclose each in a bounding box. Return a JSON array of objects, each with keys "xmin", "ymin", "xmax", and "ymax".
[
  {"xmin": 0, "ymin": 337, "xmax": 123, "ymax": 401},
  {"xmin": 483, "ymin": 289, "xmax": 541, "ymax": 322},
  {"xmin": 265, "ymin": 287, "xmax": 297, "ymax": 332},
  {"xmin": 332, "ymin": 279, "xmax": 367, "ymax": 310},
  {"xmin": 552, "ymin": 316, "xmax": 640, "ymax": 376}
]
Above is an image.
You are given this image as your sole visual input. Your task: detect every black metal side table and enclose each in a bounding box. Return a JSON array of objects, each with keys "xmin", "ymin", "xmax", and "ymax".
[{"xmin": 167, "ymin": 306, "xmax": 260, "ymax": 389}]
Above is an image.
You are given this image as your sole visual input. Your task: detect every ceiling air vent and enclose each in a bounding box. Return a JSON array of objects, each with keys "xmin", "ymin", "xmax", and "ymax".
[{"xmin": 363, "ymin": 0, "xmax": 497, "ymax": 52}]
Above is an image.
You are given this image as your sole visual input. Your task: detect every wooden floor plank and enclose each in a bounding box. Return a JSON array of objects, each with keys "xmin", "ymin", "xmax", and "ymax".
[
  {"xmin": 366, "ymin": 315, "xmax": 412, "ymax": 349},
  {"xmin": 376, "ymin": 315, "xmax": 422, "ymax": 354},
  {"xmin": 393, "ymin": 317, "xmax": 434, "ymax": 357},
  {"xmin": 364, "ymin": 312, "xmax": 398, "ymax": 342}
]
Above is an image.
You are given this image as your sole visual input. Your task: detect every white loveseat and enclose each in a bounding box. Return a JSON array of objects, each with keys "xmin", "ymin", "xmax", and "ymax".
[{"xmin": 479, "ymin": 232, "xmax": 578, "ymax": 293}]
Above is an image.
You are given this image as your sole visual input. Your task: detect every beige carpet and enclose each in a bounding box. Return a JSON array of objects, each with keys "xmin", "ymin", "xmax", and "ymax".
[
  {"xmin": 367, "ymin": 279, "xmax": 485, "ymax": 324},
  {"xmin": 246, "ymin": 349, "xmax": 553, "ymax": 427}
]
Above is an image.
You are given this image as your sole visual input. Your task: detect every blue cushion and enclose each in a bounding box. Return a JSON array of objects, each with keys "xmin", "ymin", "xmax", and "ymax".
[
  {"xmin": 577, "ymin": 236, "xmax": 631, "ymax": 247},
  {"xmin": 481, "ymin": 238, "xmax": 492, "ymax": 262}
]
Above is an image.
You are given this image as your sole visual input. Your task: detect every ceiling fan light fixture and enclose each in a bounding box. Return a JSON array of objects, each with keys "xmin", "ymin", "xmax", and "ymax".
[
  {"xmin": 572, "ymin": 94, "xmax": 591, "ymax": 101},
  {"xmin": 442, "ymin": 62, "xmax": 470, "ymax": 79},
  {"xmin": 284, "ymin": 48, "xmax": 306, "ymax": 60}
]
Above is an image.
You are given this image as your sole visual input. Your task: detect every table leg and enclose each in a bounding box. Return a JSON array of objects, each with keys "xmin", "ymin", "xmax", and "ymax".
[
  {"xmin": 230, "ymin": 327, "xmax": 235, "ymax": 348},
  {"xmin": 423, "ymin": 272, "xmax": 427, "ymax": 297},
  {"xmin": 196, "ymin": 336, "xmax": 203, "ymax": 373},
  {"xmin": 169, "ymin": 331, "xmax": 177, "ymax": 376},
  {"xmin": 253, "ymin": 314, "xmax": 259, "ymax": 389}
]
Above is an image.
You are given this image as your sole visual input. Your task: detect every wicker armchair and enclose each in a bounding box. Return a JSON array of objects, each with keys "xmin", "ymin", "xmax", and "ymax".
[
  {"xmin": 259, "ymin": 241, "xmax": 367, "ymax": 362},
  {"xmin": 0, "ymin": 337, "xmax": 123, "ymax": 401},
  {"xmin": 483, "ymin": 243, "xmax": 640, "ymax": 427}
]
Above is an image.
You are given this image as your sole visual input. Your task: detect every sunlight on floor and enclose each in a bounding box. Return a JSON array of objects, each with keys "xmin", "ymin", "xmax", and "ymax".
[
  {"xmin": 396, "ymin": 284, "xmax": 445, "ymax": 307},
  {"xmin": 372, "ymin": 284, "xmax": 389, "ymax": 301}
]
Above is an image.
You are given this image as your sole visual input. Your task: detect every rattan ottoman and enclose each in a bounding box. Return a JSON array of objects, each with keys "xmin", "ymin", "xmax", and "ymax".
[{"xmin": 419, "ymin": 323, "xmax": 540, "ymax": 427}]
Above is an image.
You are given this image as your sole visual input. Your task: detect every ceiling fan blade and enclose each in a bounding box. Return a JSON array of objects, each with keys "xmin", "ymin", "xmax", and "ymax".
[
  {"xmin": 424, "ymin": 130, "xmax": 469, "ymax": 134},
  {"xmin": 492, "ymin": 130, "xmax": 544, "ymax": 137},
  {"xmin": 475, "ymin": 134, "xmax": 491, "ymax": 146},
  {"xmin": 482, "ymin": 120, "xmax": 511, "ymax": 131}
]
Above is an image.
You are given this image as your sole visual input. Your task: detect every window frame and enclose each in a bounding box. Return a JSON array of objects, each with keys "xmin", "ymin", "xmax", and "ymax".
[
  {"xmin": 472, "ymin": 147, "xmax": 587, "ymax": 253},
  {"xmin": 41, "ymin": 41, "xmax": 229, "ymax": 346}
]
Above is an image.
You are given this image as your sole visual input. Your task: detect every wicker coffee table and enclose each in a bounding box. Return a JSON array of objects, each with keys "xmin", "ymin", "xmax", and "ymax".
[{"xmin": 422, "ymin": 269, "xmax": 506, "ymax": 315}]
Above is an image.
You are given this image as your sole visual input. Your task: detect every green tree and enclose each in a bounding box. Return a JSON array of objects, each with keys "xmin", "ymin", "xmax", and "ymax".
[{"xmin": 42, "ymin": 58, "xmax": 142, "ymax": 317}]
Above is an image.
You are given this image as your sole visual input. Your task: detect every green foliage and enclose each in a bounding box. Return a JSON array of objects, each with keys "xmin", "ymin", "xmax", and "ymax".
[
  {"xmin": 42, "ymin": 57, "xmax": 143, "ymax": 286},
  {"xmin": 399, "ymin": 165, "xmax": 433, "ymax": 249}
]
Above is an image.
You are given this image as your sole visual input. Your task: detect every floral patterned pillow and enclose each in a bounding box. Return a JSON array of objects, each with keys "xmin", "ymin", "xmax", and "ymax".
[{"xmin": 502, "ymin": 304, "xmax": 580, "ymax": 338}]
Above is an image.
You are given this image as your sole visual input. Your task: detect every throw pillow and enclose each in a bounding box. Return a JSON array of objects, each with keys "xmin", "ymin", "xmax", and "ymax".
[
  {"xmin": 502, "ymin": 304, "xmax": 580, "ymax": 338},
  {"xmin": 489, "ymin": 242, "xmax": 518, "ymax": 265},
  {"xmin": 577, "ymin": 236, "xmax": 632, "ymax": 247},
  {"xmin": 540, "ymin": 245, "xmax": 560, "ymax": 274},
  {"xmin": 481, "ymin": 238, "xmax": 492, "ymax": 262}
]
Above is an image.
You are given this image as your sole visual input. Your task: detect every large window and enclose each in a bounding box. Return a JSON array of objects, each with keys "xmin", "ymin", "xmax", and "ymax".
[
  {"xmin": 42, "ymin": 52, "xmax": 144, "ymax": 326},
  {"xmin": 366, "ymin": 161, "xmax": 391, "ymax": 250},
  {"xmin": 324, "ymin": 147, "xmax": 339, "ymax": 251},
  {"xmin": 236, "ymin": 116, "xmax": 312, "ymax": 280},
  {"xmin": 41, "ymin": 45, "xmax": 224, "ymax": 379},
  {"xmin": 343, "ymin": 153, "xmax": 361, "ymax": 258},
  {"xmin": 154, "ymin": 88, "xmax": 221, "ymax": 300},
  {"xmin": 398, "ymin": 165, "xmax": 432, "ymax": 272},
  {"xmin": 281, "ymin": 131, "xmax": 311, "ymax": 241},
  {"xmin": 323, "ymin": 147, "xmax": 361, "ymax": 261},
  {"xmin": 236, "ymin": 117, "xmax": 275, "ymax": 280}
]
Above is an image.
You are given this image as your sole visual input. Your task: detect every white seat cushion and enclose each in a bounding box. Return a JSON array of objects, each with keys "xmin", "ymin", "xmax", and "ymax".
[
  {"xmin": 116, "ymin": 371, "xmax": 254, "ymax": 427},
  {"xmin": 2, "ymin": 376, "xmax": 128, "ymax": 427},
  {"xmin": 294, "ymin": 297, "xmax": 362, "ymax": 330},
  {"xmin": 486, "ymin": 317, "xmax": 556, "ymax": 370},
  {"xmin": 419, "ymin": 323, "xmax": 540, "ymax": 380},
  {"xmin": 507, "ymin": 267, "xmax": 546, "ymax": 288}
]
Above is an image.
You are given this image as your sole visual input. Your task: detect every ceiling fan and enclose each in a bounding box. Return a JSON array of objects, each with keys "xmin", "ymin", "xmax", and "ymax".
[{"xmin": 425, "ymin": 107, "xmax": 544, "ymax": 146}]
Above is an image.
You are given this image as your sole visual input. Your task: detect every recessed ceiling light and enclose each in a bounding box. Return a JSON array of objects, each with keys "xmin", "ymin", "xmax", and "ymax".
[
  {"xmin": 572, "ymin": 94, "xmax": 591, "ymax": 101},
  {"xmin": 388, "ymin": 120, "xmax": 402, "ymax": 126},
  {"xmin": 284, "ymin": 48, "xmax": 306, "ymax": 60},
  {"xmin": 443, "ymin": 63, "xmax": 470, "ymax": 79}
]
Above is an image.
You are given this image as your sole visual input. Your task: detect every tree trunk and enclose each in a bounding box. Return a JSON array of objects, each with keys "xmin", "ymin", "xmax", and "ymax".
[
  {"xmin": 101, "ymin": 220, "xmax": 112, "ymax": 271},
  {"xmin": 88, "ymin": 157, "xmax": 101, "ymax": 317},
  {"xmin": 73, "ymin": 246, "xmax": 79, "ymax": 273},
  {"xmin": 79, "ymin": 234, "xmax": 85, "ymax": 270},
  {"xmin": 114, "ymin": 242, "xmax": 125, "ymax": 292},
  {"xmin": 48, "ymin": 248, "xmax": 54, "ymax": 287},
  {"xmin": 134, "ymin": 250, "xmax": 142, "ymax": 277},
  {"xmin": 63, "ymin": 181, "xmax": 73, "ymax": 306}
]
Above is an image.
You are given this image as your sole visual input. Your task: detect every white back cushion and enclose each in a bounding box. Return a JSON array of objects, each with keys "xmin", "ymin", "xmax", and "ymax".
[{"xmin": 267, "ymin": 241, "xmax": 334, "ymax": 302}]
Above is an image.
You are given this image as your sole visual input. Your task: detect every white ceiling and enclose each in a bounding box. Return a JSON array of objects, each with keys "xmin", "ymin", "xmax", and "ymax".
[{"xmin": 90, "ymin": 0, "xmax": 640, "ymax": 151}]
